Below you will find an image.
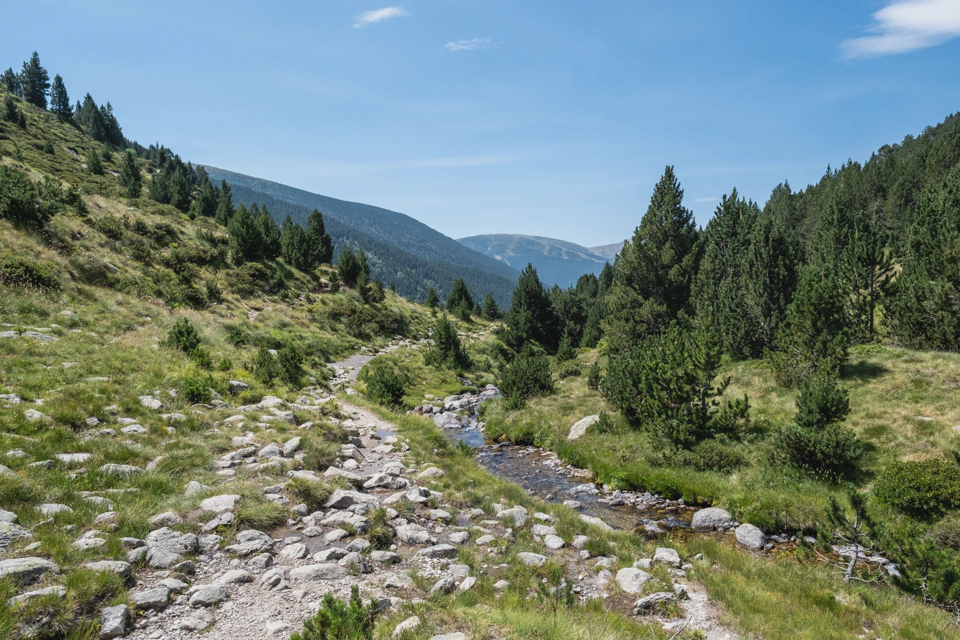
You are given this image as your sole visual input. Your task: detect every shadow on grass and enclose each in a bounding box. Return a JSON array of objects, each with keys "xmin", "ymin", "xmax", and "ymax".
[{"xmin": 841, "ymin": 359, "xmax": 889, "ymax": 382}]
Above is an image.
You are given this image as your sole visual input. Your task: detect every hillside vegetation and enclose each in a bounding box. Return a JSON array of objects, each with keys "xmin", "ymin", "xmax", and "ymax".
[{"xmin": 205, "ymin": 167, "xmax": 519, "ymax": 307}]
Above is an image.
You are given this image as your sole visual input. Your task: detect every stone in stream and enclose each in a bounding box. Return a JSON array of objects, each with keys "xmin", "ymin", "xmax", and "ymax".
[
  {"xmin": 691, "ymin": 507, "xmax": 735, "ymax": 531},
  {"xmin": 579, "ymin": 514, "xmax": 614, "ymax": 531},
  {"xmin": 567, "ymin": 415, "xmax": 600, "ymax": 440},
  {"xmin": 735, "ymin": 523, "xmax": 766, "ymax": 549}
]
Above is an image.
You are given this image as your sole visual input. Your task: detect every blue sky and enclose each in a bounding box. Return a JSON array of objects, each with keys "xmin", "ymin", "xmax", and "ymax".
[{"xmin": 4, "ymin": 1, "xmax": 960, "ymax": 246}]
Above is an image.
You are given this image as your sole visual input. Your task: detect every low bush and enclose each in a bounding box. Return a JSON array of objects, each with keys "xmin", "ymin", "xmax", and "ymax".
[
  {"xmin": 875, "ymin": 458, "xmax": 960, "ymax": 519},
  {"xmin": 0, "ymin": 256, "xmax": 60, "ymax": 290},
  {"xmin": 290, "ymin": 585, "xmax": 375, "ymax": 640},
  {"xmin": 554, "ymin": 360, "xmax": 581, "ymax": 379},
  {"xmin": 499, "ymin": 347, "xmax": 553, "ymax": 409},
  {"xmin": 181, "ymin": 372, "xmax": 215, "ymax": 403},
  {"xmin": 587, "ymin": 361, "xmax": 602, "ymax": 390},
  {"xmin": 362, "ymin": 364, "xmax": 407, "ymax": 407},
  {"xmin": 165, "ymin": 318, "xmax": 201, "ymax": 353},
  {"xmin": 250, "ymin": 347, "xmax": 281, "ymax": 384},
  {"xmin": 87, "ymin": 216, "xmax": 125, "ymax": 240},
  {"xmin": 692, "ymin": 439, "xmax": 746, "ymax": 473},
  {"xmin": 227, "ymin": 262, "xmax": 272, "ymax": 296}
]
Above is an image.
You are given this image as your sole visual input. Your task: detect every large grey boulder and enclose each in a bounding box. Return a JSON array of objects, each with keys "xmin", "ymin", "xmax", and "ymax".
[
  {"xmin": 735, "ymin": 523, "xmax": 766, "ymax": 550},
  {"xmin": 324, "ymin": 489, "xmax": 379, "ymax": 510},
  {"xmin": 652, "ymin": 547, "xmax": 681, "ymax": 567},
  {"xmin": 691, "ymin": 507, "xmax": 735, "ymax": 531},
  {"xmin": 188, "ymin": 584, "xmax": 229, "ymax": 607},
  {"xmin": 615, "ymin": 568, "xmax": 652, "ymax": 594},
  {"xmin": 568, "ymin": 415, "xmax": 600, "ymax": 440},
  {"xmin": 289, "ymin": 563, "xmax": 348, "ymax": 581},
  {"xmin": 129, "ymin": 587, "xmax": 169, "ymax": 610},
  {"xmin": 517, "ymin": 552, "xmax": 547, "ymax": 567},
  {"xmin": 418, "ymin": 544, "xmax": 457, "ymax": 559},
  {"xmin": 0, "ymin": 522, "xmax": 32, "ymax": 551},
  {"xmin": 199, "ymin": 494, "xmax": 241, "ymax": 513},
  {"xmin": 83, "ymin": 561, "xmax": 132, "ymax": 579},
  {"xmin": 145, "ymin": 527, "xmax": 199, "ymax": 568},
  {"xmin": 0, "ymin": 557, "xmax": 59, "ymax": 583}
]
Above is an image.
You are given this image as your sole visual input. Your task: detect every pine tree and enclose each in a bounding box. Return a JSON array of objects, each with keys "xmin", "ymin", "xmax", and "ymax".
[
  {"xmin": 215, "ymin": 181, "xmax": 234, "ymax": 226},
  {"xmin": 446, "ymin": 278, "xmax": 474, "ymax": 319},
  {"xmin": 75, "ymin": 94, "xmax": 106, "ymax": 140},
  {"xmin": 356, "ymin": 248, "xmax": 370, "ymax": 287},
  {"xmin": 503, "ymin": 264, "xmax": 558, "ymax": 351},
  {"xmin": 425, "ymin": 287, "xmax": 440, "ymax": 309},
  {"xmin": 605, "ymin": 166, "xmax": 700, "ymax": 351},
  {"xmin": 887, "ymin": 169, "xmax": 960, "ymax": 350},
  {"xmin": 118, "ymin": 150, "xmax": 142, "ymax": 198},
  {"xmin": 257, "ymin": 207, "xmax": 282, "ymax": 260},
  {"xmin": 840, "ymin": 211, "xmax": 893, "ymax": 342},
  {"xmin": 765, "ymin": 267, "xmax": 848, "ymax": 387},
  {"xmin": 1, "ymin": 68, "xmax": 20, "ymax": 96},
  {"xmin": 86, "ymin": 148, "xmax": 103, "ymax": 175},
  {"xmin": 337, "ymin": 246, "xmax": 361, "ymax": 287},
  {"xmin": 280, "ymin": 215, "xmax": 297, "ymax": 259},
  {"xmin": 739, "ymin": 208, "xmax": 800, "ymax": 357},
  {"xmin": 425, "ymin": 315, "xmax": 471, "ymax": 371},
  {"xmin": 691, "ymin": 190, "xmax": 758, "ymax": 358},
  {"xmin": 228, "ymin": 203, "xmax": 263, "ymax": 265},
  {"xmin": 20, "ymin": 52, "xmax": 50, "ymax": 109},
  {"xmin": 189, "ymin": 173, "xmax": 218, "ymax": 218},
  {"xmin": 305, "ymin": 209, "xmax": 334, "ymax": 265},
  {"xmin": 168, "ymin": 166, "xmax": 191, "ymax": 211},
  {"xmin": 481, "ymin": 292, "xmax": 501, "ymax": 320},
  {"xmin": 49, "ymin": 74, "xmax": 71, "ymax": 119},
  {"xmin": 555, "ymin": 329, "xmax": 574, "ymax": 362},
  {"xmin": 602, "ymin": 318, "xmax": 749, "ymax": 448},
  {"xmin": 773, "ymin": 369, "xmax": 861, "ymax": 478}
]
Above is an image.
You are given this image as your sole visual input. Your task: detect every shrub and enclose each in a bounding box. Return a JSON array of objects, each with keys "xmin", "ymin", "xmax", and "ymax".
[
  {"xmin": 290, "ymin": 585, "xmax": 375, "ymax": 640},
  {"xmin": 205, "ymin": 280, "xmax": 223, "ymax": 304},
  {"xmin": 554, "ymin": 360, "xmax": 581, "ymax": 379},
  {"xmin": 88, "ymin": 216, "xmax": 125, "ymax": 240},
  {"xmin": 500, "ymin": 347, "xmax": 553, "ymax": 409},
  {"xmin": 0, "ymin": 165, "xmax": 52, "ymax": 227},
  {"xmin": 587, "ymin": 361, "xmax": 601, "ymax": 390},
  {"xmin": 251, "ymin": 347, "xmax": 281, "ymax": 384},
  {"xmin": 772, "ymin": 370, "xmax": 861, "ymax": 478},
  {"xmin": 165, "ymin": 318, "xmax": 202, "ymax": 353},
  {"xmin": 0, "ymin": 256, "xmax": 60, "ymax": 290},
  {"xmin": 182, "ymin": 373, "xmax": 215, "ymax": 404},
  {"xmin": 363, "ymin": 365, "xmax": 407, "ymax": 407},
  {"xmin": 555, "ymin": 330, "xmax": 574, "ymax": 362},
  {"xmin": 423, "ymin": 315, "xmax": 470, "ymax": 372},
  {"xmin": 692, "ymin": 439, "xmax": 746, "ymax": 473},
  {"xmin": 189, "ymin": 347, "xmax": 213, "ymax": 370},
  {"xmin": 277, "ymin": 344, "xmax": 305, "ymax": 386},
  {"xmin": 875, "ymin": 459, "xmax": 960, "ymax": 519},
  {"xmin": 228, "ymin": 262, "xmax": 272, "ymax": 296}
]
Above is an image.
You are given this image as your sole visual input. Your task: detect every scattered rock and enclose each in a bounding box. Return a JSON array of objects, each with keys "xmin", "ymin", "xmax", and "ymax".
[
  {"xmin": 632, "ymin": 592, "xmax": 675, "ymax": 614},
  {"xmin": 615, "ymin": 568, "xmax": 652, "ymax": 594},
  {"xmin": 188, "ymin": 584, "xmax": 229, "ymax": 607},
  {"xmin": 393, "ymin": 616, "xmax": 421, "ymax": 638},
  {"xmin": 735, "ymin": 523, "xmax": 766, "ymax": 550},
  {"xmin": 99, "ymin": 604, "xmax": 129, "ymax": 638},
  {"xmin": 568, "ymin": 415, "xmax": 600, "ymax": 440},
  {"xmin": 653, "ymin": 547, "xmax": 681, "ymax": 568},
  {"xmin": 289, "ymin": 563, "xmax": 349, "ymax": 581},
  {"xmin": 517, "ymin": 552, "xmax": 547, "ymax": 567},
  {"xmin": 199, "ymin": 494, "xmax": 241, "ymax": 513},
  {"xmin": 129, "ymin": 587, "xmax": 169, "ymax": 610},
  {"xmin": 691, "ymin": 507, "xmax": 735, "ymax": 531}
]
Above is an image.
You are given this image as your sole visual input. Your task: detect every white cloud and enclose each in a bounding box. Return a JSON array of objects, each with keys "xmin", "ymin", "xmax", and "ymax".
[
  {"xmin": 842, "ymin": 0, "xmax": 960, "ymax": 58},
  {"xmin": 353, "ymin": 6, "xmax": 408, "ymax": 29},
  {"xmin": 445, "ymin": 38, "xmax": 493, "ymax": 52}
]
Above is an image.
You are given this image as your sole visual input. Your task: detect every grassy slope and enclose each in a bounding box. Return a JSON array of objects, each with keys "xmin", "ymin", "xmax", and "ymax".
[{"xmin": 482, "ymin": 344, "xmax": 960, "ymax": 532}]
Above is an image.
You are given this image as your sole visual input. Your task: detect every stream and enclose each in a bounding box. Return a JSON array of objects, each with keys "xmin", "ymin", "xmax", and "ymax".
[{"xmin": 418, "ymin": 387, "xmax": 698, "ymax": 536}]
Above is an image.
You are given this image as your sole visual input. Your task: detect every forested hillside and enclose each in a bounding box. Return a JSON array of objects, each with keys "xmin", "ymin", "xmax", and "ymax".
[
  {"xmin": 457, "ymin": 234, "xmax": 609, "ymax": 288},
  {"xmin": 476, "ymin": 106, "xmax": 960, "ymax": 615},
  {"xmin": 205, "ymin": 167, "xmax": 518, "ymax": 305}
]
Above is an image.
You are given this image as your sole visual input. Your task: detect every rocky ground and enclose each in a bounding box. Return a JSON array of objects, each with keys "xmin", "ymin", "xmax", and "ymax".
[{"xmin": 1, "ymin": 345, "xmax": 744, "ymax": 640}]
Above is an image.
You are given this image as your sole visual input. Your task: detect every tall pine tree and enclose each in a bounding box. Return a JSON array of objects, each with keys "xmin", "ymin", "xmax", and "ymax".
[
  {"xmin": 49, "ymin": 74, "xmax": 70, "ymax": 119},
  {"xmin": 20, "ymin": 52, "xmax": 50, "ymax": 109},
  {"xmin": 604, "ymin": 166, "xmax": 700, "ymax": 351},
  {"xmin": 503, "ymin": 264, "xmax": 558, "ymax": 351},
  {"xmin": 305, "ymin": 209, "xmax": 334, "ymax": 265},
  {"xmin": 118, "ymin": 150, "xmax": 142, "ymax": 199}
]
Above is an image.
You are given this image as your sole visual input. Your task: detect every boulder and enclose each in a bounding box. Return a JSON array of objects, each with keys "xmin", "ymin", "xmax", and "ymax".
[
  {"xmin": 324, "ymin": 489, "xmax": 379, "ymax": 510},
  {"xmin": 0, "ymin": 557, "xmax": 59, "ymax": 583},
  {"xmin": 544, "ymin": 535, "xmax": 566, "ymax": 550},
  {"xmin": 735, "ymin": 523, "xmax": 766, "ymax": 550},
  {"xmin": 632, "ymin": 592, "xmax": 676, "ymax": 613},
  {"xmin": 138, "ymin": 396, "xmax": 164, "ymax": 410},
  {"xmin": 418, "ymin": 544, "xmax": 458, "ymax": 559},
  {"xmin": 218, "ymin": 569, "xmax": 253, "ymax": 584},
  {"xmin": 99, "ymin": 464, "xmax": 143, "ymax": 477},
  {"xmin": 188, "ymin": 584, "xmax": 229, "ymax": 607},
  {"xmin": 431, "ymin": 577, "xmax": 456, "ymax": 595},
  {"xmin": 149, "ymin": 512, "xmax": 183, "ymax": 527},
  {"xmin": 579, "ymin": 514, "xmax": 614, "ymax": 531},
  {"xmin": 7, "ymin": 585, "xmax": 66, "ymax": 605},
  {"xmin": 393, "ymin": 616, "xmax": 421, "ymax": 638},
  {"xmin": 652, "ymin": 547, "xmax": 681, "ymax": 568},
  {"xmin": 567, "ymin": 415, "xmax": 600, "ymax": 440},
  {"xmin": 83, "ymin": 561, "xmax": 132, "ymax": 579},
  {"xmin": 289, "ymin": 563, "xmax": 348, "ymax": 581},
  {"xmin": 615, "ymin": 568, "xmax": 652, "ymax": 594},
  {"xmin": 517, "ymin": 552, "xmax": 547, "ymax": 567},
  {"xmin": 99, "ymin": 604, "xmax": 129, "ymax": 639},
  {"xmin": 199, "ymin": 494, "xmax": 241, "ymax": 513},
  {"xmin": 691, "ymin": 507, "xmax": 735, "ymax": 531},
  {"xmin": 129, "ymin": 587, "xmax": 169, "ymax": 610}
]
